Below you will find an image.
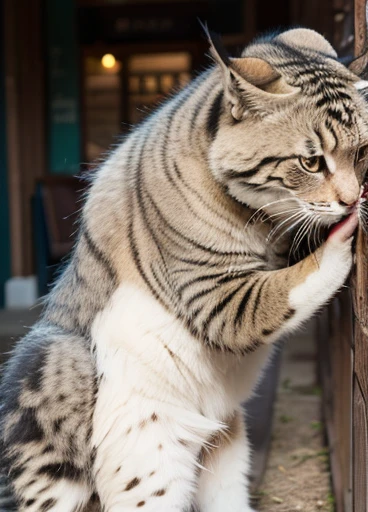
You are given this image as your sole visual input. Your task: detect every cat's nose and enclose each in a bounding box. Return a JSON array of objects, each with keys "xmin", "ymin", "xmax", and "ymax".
[
  {"xmin": 337, "ymin": 181, "xmax": 360, "ymax": 208},
  {"xmin": 338, "ymin": 199, "xmax": 357, "ymax": 208}
]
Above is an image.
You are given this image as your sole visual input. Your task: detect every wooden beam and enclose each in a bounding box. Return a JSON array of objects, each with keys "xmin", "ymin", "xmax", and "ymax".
[
  {"xmin": 354, "ymin": 0, "xmax": 367, "ymax": 55},
  {"xmin": 352, "ymin": 226, "xmax": 368, "ymax": 512},
  {"xmin": 352, "ymin": 3, "xmax": 368, "ymax": 511}
]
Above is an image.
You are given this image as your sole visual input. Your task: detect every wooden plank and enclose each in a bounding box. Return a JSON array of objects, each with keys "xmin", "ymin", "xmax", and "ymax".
[
  {"xmin": 352, "ymin": 225, "xmax": 368, "ymax": 511},
  {"xmin": 314, "ymin": 2, "xmax": 368, "ymax": 511},
  {"xmin": 4, "ymin": 0, "xmax": 46, "ymax": 276},
  {"xmin": 354, "ymin": 0, "xmax": 367, "ymax": 55},
  {"xmin": 337, "ymin": 292, "xmax": 353, "ymax": 512},
  {"xmin": 352, "ymin": 3, "xmax": 368, "ymax": 508},
  {"xmin": 352, "ymin": 375, "xmax": 368, "ymax": 512},
  {"xmin": 4, "ymin": 0, "xmax": 25, "ymax": 276},
  {"xmin": 319, "ymin": 293, "xmax": 353, "ymax": 512}
]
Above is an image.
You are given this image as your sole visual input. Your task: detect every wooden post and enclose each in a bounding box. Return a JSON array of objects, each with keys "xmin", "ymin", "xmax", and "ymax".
[
  {"xmin": 352, "ymin": 234, "xmax": 368, "ymax": 511},
  {"xmin": 319, "ymin": 2, "xmax": 368, "ymax": 511},
  {"xmin": 4, "ymin": 0, "xmax": 46, "ymax": 276},
  {"xmin": 352, "ymin": 3, "xmax": 368, "ymax": 511},
  {"xmin": 318, "ymin": 291, "xmax": 353, "ymax": 512},
  {"xmin": 354, "ymin": 0, "xmax": 367, "ymax": 55}
]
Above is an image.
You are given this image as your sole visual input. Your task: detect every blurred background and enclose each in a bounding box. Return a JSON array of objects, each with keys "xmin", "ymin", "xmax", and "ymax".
[{"xmin": 0, "ymin": 0, "xmax": 354, "ymax": 306}]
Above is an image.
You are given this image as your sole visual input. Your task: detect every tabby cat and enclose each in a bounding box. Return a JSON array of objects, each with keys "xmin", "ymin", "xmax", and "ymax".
[{"xmin": 1, "ymin": 28, "xmax": 368, "ymax": 512}]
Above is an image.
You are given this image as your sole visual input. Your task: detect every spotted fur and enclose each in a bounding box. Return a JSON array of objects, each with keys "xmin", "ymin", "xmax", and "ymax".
[{"xmin": 1, "ymin": 28, "xmax": 368, "ymax": 511}]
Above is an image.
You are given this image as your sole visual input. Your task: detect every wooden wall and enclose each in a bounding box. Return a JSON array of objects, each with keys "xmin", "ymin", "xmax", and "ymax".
[
  {"xmin": 4, "ymin": 0, "xmax": 46, "ymax": 277},
  {"xmin": 318, "ymin": 293, "xmax": 353, "ymax": 512},
  {"xmin": 319, "ymin": 2, "xmax": 368, "ymax": 511},
  {"xmin": 352, "ymin": 229, "xmax": 368, "ymax": 511}
]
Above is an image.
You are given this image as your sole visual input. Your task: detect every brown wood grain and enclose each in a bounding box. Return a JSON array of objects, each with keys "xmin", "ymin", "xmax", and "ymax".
[
  {"xmin": 319, "ymin": 4, "xmax": 368, "ymax": 511},
  {"xmin": 351, "ymin": 3, "xmax": 368, "ymax": 511},
  {"xmin": 354, "ymin": 0, "xmax": 368, "ymax": 55},
  {"xmin": 352, "ymin": 375, "xmax": 368, "ymax": 512},
  {"xmin": 319, "ymin": 292, "xmax": 353, "ymax": 512},
  {"xmin": 352, "ymin": 226, "xmax": 368, "ymax": 512},
  {"xmin": 4, "ymin": 0, "xmax": 46, "ymax": 276}
]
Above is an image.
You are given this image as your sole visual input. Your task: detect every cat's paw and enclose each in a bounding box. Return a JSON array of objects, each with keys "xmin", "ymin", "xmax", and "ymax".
[
  {"xmin": 289, "ymin": 216, "xmax": 356, "ymax": 321},
  {"xmin": 322, "ymin": 235, "xmax": 354, "ymax": 280},
  {"xmin": 315, "ymin": 210, "xmax": 357, "ymax": 287}
]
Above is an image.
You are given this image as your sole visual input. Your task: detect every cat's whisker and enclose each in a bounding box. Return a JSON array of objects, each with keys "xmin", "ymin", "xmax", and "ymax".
[
  {"xmin": 359, "ymin": 203, "xmax": 368, "ymax": 233},
  {"xmin": 312, "ymin": 215, "xmax": 321, "ymax": 249},
  {"xmin": 306, "ymin": 217, "xmax": 315, "ymax": 256},
  {"xmin": 268, "ymin": 207, "xmax": 303, "ymax": 219},
  {"xmin": 317, "ymin": 218, "xmax": 324, "ymax": 246},
  {"xmin": 300, "ymin": 216, "xmax": 317, "ymax": 255},
  {"xmin": 358, "ymin": 199, "xmax": 368, "ymax": 227},
  {"xmin": 289, "ymin": 222, "xmax": 305, "ymax": 257},
  {"xmin": 267, "ymin": 210, "xmax": 307, "ymax": 242},
  {"xmin": 243, "ymin": 198, "xmax": 296, "ymax": 231},
  {"xmin": 287, "ymin": 215, "xmax": 311, "ymax": 265},
  {"xmin": 271, "ymin": 211, "xmax": 309, "ymax": 246},
  {"xmin": 311, "ymin": 214, "xmax": 322, "ymax": 251},
  {"xmin": 308, "ymin": 215, "xmax": 317, "ymax": 251},
  {"xmin": 290, "ymin": 214, "xmax": 313, "ymax": 256}
]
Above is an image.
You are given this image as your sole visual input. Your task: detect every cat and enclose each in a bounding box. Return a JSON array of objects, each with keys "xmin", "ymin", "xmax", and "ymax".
[{"xmin": 1, "ymin": 28, "xmax": 368, "ymax": 512}]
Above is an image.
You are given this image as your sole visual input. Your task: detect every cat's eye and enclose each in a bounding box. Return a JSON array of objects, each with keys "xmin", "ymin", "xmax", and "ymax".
[{"xmin": 298, "ymin": 155, "xmax": 324, "ymax": 173}]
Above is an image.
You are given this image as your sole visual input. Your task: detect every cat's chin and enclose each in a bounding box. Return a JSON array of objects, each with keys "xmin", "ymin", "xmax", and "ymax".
[{"xmin": 319, "ymin": 213, "xmax": 347, "ymax": 228}]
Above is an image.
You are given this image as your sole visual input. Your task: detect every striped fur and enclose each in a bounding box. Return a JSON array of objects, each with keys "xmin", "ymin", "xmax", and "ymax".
[{"xmin": 1, "ymin": 28, "xmax": 368, "ymax": 511}]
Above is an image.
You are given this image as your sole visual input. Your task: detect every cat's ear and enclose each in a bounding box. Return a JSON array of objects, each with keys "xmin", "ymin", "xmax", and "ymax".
[
  {"xmin": 274, "ymin": 29, "xmax": 337, "ymax": 58},
  {"xmin": 204, "ymin": 27, "xmax": 299, "ymax": 120}
]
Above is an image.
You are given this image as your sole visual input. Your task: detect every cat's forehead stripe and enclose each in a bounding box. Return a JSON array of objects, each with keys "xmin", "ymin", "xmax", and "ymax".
[
  {"xmin": 305, "ymin": 139, "xmax": 317, "ymax": 155},
  {"xmin": 255, "ymin": 44, "xmax": 360, "ymax": 130},
  {"xmin": 324, "ymin": 153, "xmax": 336, "ymax": 174}
]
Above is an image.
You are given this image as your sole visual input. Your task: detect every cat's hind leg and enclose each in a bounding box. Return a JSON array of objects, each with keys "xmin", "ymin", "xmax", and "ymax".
[
  {"xmin": 196, "ymin": 410, "xmax": 256, "ymax": 512},
  {"xmin": 2, "ymin": 425, "xmax": 93, "ymax": 512},
  {"xmin": 16, "ymin": 477, "xmax": 91, "ymax": 512},
  {"xmin": 0, "ymin": 327, "xmax": 97, "ymax": 511},
  {"xmin": 93, "ymin": 393, "xmax": 222, "ymax": 512}
]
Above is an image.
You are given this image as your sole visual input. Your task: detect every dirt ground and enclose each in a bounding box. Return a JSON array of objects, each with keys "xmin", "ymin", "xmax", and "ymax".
[{"xmin": 254, "ymin": 326, "xmax": 333, "ymax": 512}]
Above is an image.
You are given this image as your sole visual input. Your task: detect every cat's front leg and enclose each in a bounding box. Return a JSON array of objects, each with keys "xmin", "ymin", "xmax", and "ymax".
[
  {"xmin": 196, "ymin": 410, "xmax": 256, "ymax": 512},
  {"xmin": 216, "ymin": 211, "xmax": 358, "ymax": 353},
  {"xmin": 279, "ymin": 211, "xmax": 357, "ymax": 335}
]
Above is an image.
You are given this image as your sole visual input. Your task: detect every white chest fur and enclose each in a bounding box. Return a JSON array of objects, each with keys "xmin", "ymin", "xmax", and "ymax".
[
  {"xmin": 91, "ymin": 283, "xmax": 272, "ymax": 422},
  {"xmin": 90, "ymin": 283, "xmax": 272, "ymax": 509}
]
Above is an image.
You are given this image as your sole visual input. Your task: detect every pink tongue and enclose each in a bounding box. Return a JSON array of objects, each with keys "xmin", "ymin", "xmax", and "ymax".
[{"xmin": 328, "ymin": 210, "xmax": 358, "ymax": 242}]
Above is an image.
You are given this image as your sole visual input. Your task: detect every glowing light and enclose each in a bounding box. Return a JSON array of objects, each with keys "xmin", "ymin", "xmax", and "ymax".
[{"xmin": 101, "ymin": 54, "xmax": 116, "ymax": 69}]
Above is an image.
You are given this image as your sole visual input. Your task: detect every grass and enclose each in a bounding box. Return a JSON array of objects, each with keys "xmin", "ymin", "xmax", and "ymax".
[{"xmin": 279, "ymin": 414, "xmax": 294, "ymax": 423}]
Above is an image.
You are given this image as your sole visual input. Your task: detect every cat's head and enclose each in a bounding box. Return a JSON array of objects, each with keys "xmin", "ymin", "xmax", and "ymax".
[{"xmin": 208, "ymin": 28, "xmax": 368, "ymax": 232}]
